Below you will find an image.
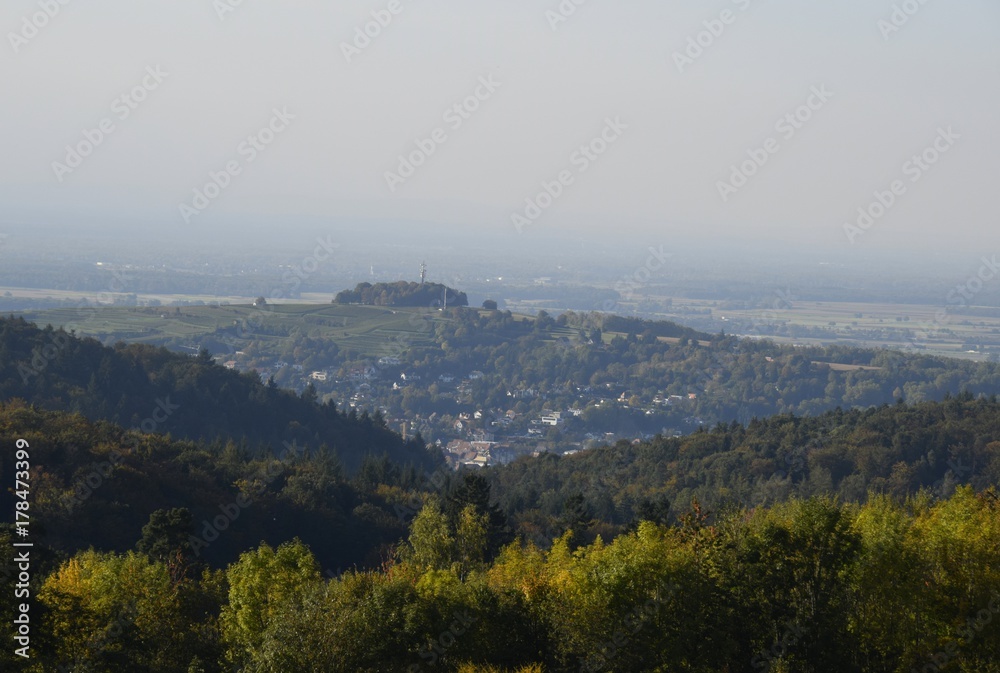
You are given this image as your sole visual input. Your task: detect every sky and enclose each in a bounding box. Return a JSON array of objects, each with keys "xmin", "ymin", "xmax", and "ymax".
[{"xmin": 1, "ymin": 0, "xmax": 998, "ymax": 255}]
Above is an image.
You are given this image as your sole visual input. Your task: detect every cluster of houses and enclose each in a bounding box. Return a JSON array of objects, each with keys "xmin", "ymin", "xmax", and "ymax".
[
  {"xmin": 212, "ymin": 351, "xmax": 705, "ymax": 463},
  {"xmin": 442, "ymin": 437, "xmax": 517, "ymax": 469},
  {"xmin": 218, "ymin": 354, "xmax": 304, "ymax": 383},
  {"xmin": 653, "ymin": 393, "xmax": 699, "ymax": 405}
]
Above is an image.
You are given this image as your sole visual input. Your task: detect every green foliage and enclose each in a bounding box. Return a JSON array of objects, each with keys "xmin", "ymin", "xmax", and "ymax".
[
  {"xmin": 221, "ymin": 539, "xmax": 322, "ymax": 668},
  {"xmin": 0, "ymin": 316, "xmax": 437, "ymax": 473},
  {"xmin": 402, "ymin": 497, "xmax": 456, "ymax": 571},
  {"xmin": 446, "ymin": 473, "xmax": 513, "ymax": 559},
  {"xmin": 138, "ymin": 507, "xmax": 195, "ymax": 574},
  {"xmin": 334, "ymin": 281, "xmax": 469, "ymax": 307},
  {"xmin": 38, "ymin": 549, "xmax": 222, "ymax": 672},
  {"xmin": 14, "ymin": 489, "xmax": 1000, "ymax": 672},
  {"xmin": 0, "ymin": 400, "xmax": 409, "ymax": 572},
  {"xmin": 487, "ymin": 395, "xmax": 1000, "ymax": 534}
]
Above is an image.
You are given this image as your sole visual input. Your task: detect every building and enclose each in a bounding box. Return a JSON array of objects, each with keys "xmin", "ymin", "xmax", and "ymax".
[{"xmin": 539, "ymin": 411, "xmax": 563, "ymax": 426}]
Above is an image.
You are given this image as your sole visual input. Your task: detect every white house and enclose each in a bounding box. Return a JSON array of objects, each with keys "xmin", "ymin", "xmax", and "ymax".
[{"xmin": 539, "ymin": 411, "xmax": 563, "ymax": 426}]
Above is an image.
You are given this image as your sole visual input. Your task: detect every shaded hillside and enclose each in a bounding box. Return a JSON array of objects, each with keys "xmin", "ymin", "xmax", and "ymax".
[
  {"xmin": 0, "ymin": 400, "xmax": 421, "ymax": 570},
  {"xmin": 0, "ymin": 316, "xmax": 439, "ymax": 473},
  {"xmin": 484, "ymin": 394, "xmax": 1000, "ymax": 541}
]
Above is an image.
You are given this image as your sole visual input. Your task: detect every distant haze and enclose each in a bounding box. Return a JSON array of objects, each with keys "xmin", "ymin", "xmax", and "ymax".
[{"xmin": 1, "ymin": 0, "xmax": 998, "ymax": 255}]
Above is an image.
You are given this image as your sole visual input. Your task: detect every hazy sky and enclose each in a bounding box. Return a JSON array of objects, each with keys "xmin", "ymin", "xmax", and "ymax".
[{"xmin": 1, "ymin": 0, "xmax": 997, "ymax": 254}]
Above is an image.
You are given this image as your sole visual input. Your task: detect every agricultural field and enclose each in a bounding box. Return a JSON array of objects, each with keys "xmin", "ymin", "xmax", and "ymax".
[
  {"xmin": 575, "ymin": 294, "xmax": 1000, "ymax": 362},
  {"xmin": 11, "ymin": 284, "xmax": 1000, "ymax": 362},
  {"xmin": 13, "ymin": 303, "xmax": 450, "ymax": 356}
]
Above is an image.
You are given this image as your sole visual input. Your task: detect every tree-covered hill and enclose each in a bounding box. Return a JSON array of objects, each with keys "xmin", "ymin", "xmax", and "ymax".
[
  {"xmin": 0, "ymin": 400, "xmax": 425, "ymax": 570},
  {"xmin": 17, "ymin": 303, "xmax": 1000, "ymax": 454},
  {"xmin": 333, "ymin": 281, "xmax": 469, "ymax": 307},
  {"xmin": 484, "ymin": 394, "xmax": 1000, "ymax": 544},
  {"xmin": 0, "ymin": 316, "xmax": 439, "ymax": 473}
]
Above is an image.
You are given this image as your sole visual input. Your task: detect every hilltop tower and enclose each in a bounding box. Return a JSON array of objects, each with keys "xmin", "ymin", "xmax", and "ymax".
[{"xmin": 420, "ymin": 261, "xmax": 427, "ymax": 285}]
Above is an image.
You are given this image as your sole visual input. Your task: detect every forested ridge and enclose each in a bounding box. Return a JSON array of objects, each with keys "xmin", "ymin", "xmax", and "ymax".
[
  {"xmin": 485, "ymin": 394, "xmax": 1000, "ymax": 544},
  {"xmin": 0, "ymin": 316, "xmax": 437, "ymax": 473}
]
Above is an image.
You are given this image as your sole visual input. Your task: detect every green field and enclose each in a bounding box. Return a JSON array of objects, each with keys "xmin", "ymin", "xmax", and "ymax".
[
  {"xmin": 17, "ymin": 303, "xmax": 455, "ymax": 357},
  {"xmin": 15, "ymin": 302, "xmax": 618, "ymax": 360}
]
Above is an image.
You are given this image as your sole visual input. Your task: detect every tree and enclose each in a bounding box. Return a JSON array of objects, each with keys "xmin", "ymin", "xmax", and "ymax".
[
  {"xmin": 402, "ymin": 497, "xmax": 455, "ymax": 571},
  {"xmin": 137, "ymin": 507, "xmax": 195, "ymax": 581},
  {"xmin": 559, "ymin": 492, "xmax": 592, "ymax": 549},
  {"xmin": 455, "ymin": 504, "xmax": 488, "ymax": 576},
  {"xmin": 38, "ymin": 550, "xmax": 209, "ymax": 672},
  {"xmin": 446, "ymin": 473, "xmax": 512, "ymax": 559},
  {"xmin": 482, "ymin": 300, "xmax": 498, "ymax": 311},
  {"xmin": 631, "ymin": 494, "xmax": 672, "ymax": 528},
  {"xmin": 221, "ymin": 540, "xmax": 322, "ymax": 669}
]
